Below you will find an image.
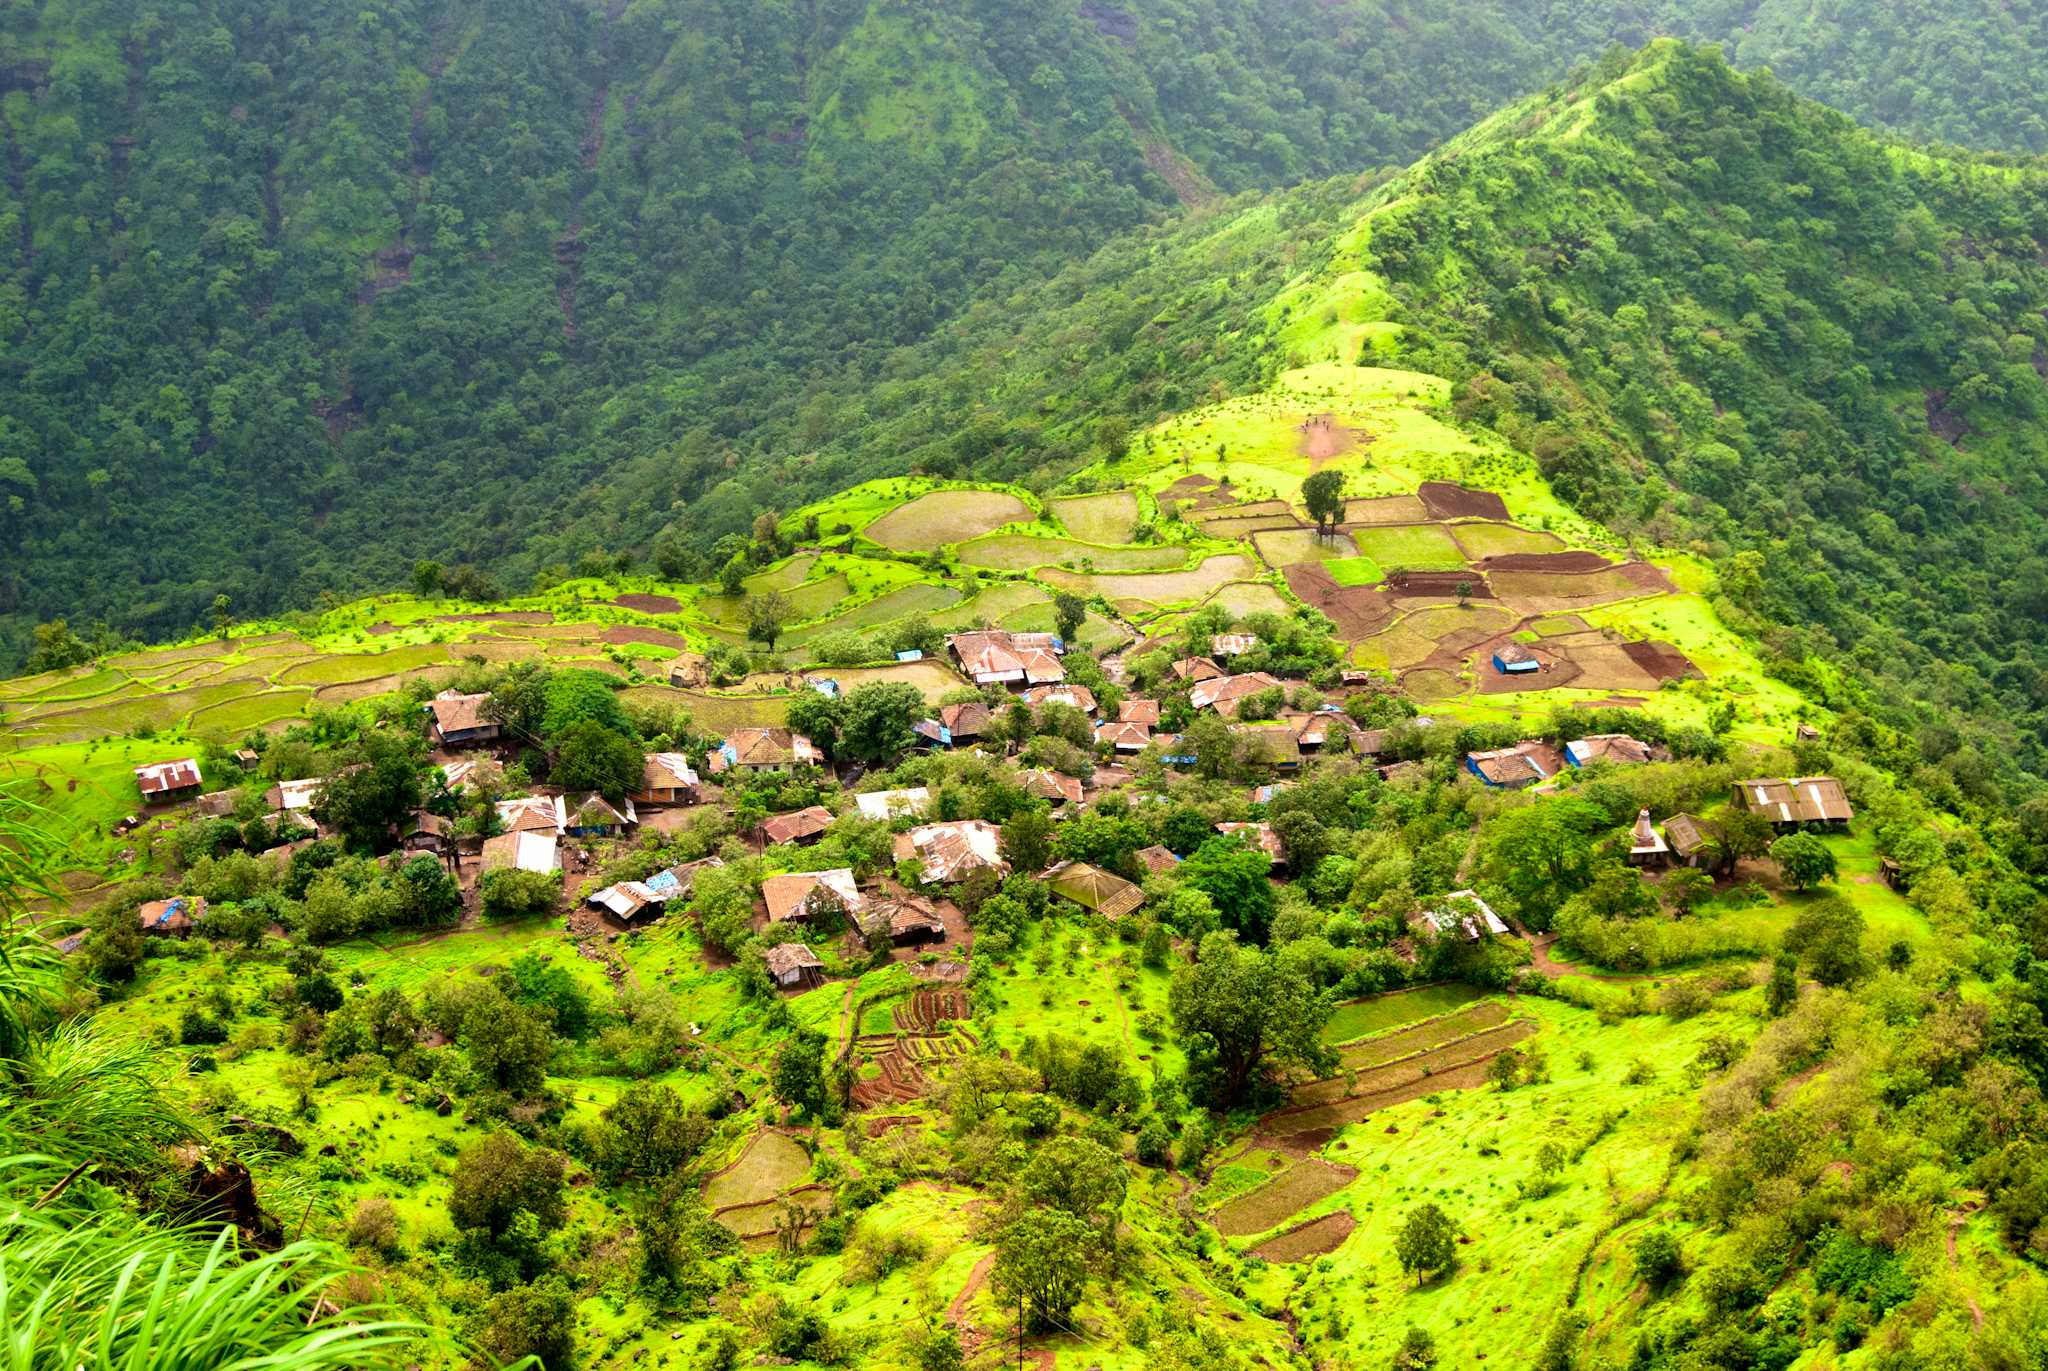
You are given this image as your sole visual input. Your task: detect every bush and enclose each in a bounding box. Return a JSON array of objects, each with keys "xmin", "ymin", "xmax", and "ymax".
[
  {"xmin": 1635, "ymin": 1228, "xmax": 1682, "ymax": 1287},
  {"xmin": 1135, "ymin": 1117, "xmax": 1172, "ymax": 1167},
  {"xmin": 480, "ymin": 868, "xmax": 561, "ymax": 920}
]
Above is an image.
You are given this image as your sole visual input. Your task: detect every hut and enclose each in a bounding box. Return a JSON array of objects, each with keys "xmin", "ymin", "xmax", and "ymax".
[{"xmin": 764, "ymin": 943, "xmax": 825, "ymax": 991}]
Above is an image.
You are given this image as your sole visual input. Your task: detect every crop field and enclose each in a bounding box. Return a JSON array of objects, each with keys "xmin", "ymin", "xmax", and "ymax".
[
  {"xmin": 781, "ymin": 583, "xmax": 967, "ymax": 645},
  {"xmin": 807, "ymin": 660, "xmax": 963, "ymax": 700},
  {"xmin": 1049, "ymin": 490, "xmax": 1142, "ymax": 543},
  {"xmin": 1449, "ymin": 520, "xmax": 1568, "ymax": 558},
  {"xmin": 1323, "ymin": 984, "xmax": 1488, "ymax": 1044},
  {"xmin": 188, "ymin": 688, "xmax": 315, "ymax": 736},
  {"xmin": 745, "ymin": 554, "xmax": 818, "ymax": 592},
  {"xmin": 1343, "ymin": 494, "xmax": 1429, "ymax": 524},
  {"xmin": 1349, "ymin": 523, "xmax": 1468, "ymax": 571},
  {"xmin": 1212, "ymin": 1158, "xmax": 1358, "ymax": 1237},
  {"xmin": 1252, "ymin": 528, "xmax": 1357, "ymax": 566},
  {"xmin": 1197, "ymin": 580, "xmax": 1294, "ymax": 618},
  {"xmin": 1040, "ymin": 553, "xmax": 1257, "ymax": 609},
  {"xmin": 275, "ymin": 644, "xmax": 450, "ymax": 686},
  {"xmin": 620, "ymin": 686, "xmax": 788, "ymax": 732},
  {"xmin": 955, "ymin": 533, "xmax": 1186, "ymax": 571},
  {"xmin": 863, "ymin": 488, "xmax": 1031, "ymax": 551},
  {"xmin": 1324, "ymin": 555, "xmax": 1385, "ymax": 586},
  {"xmin": 703, "ymin": 1131, "xmax": 814, "ymax": 1210}
]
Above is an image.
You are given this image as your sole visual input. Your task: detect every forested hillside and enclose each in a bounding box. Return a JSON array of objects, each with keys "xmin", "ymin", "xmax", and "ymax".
[{"xmin": 10, "ymin": 0, "xmax": 2048, "ymax": 668}]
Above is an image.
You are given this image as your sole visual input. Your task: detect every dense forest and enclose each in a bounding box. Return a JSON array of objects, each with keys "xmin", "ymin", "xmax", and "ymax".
[{"xmin": 10, "ymin": 0, "xmax": 2048, "ymax": 665}]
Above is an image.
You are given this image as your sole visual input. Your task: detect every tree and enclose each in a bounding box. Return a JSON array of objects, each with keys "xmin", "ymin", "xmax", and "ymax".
[
  {"xmin": 449, "ymin": 1133, "xmax": 567, "ymax": 1241},
  {"xmin": 1053, "ymin": 591, "xmax": 1087, "ymax": 644},
  {"xmin": 470, "ymin": 1279, "xmax": 576, "ymax": 1371},
  {"xmin": 772, "ymin": 1030, "xmax": 828, "ymax": 1119},
  {"xmin": 481, "ymin": 868, "xmax": 561, "ymax": 921},
  {"xmin": 1001, "ymin": 806, "xmax": 1055, "ymax": 876},
  {"xmin": 1180, "ymin": 835, "xmax": 1275, "ymax": 943},
  {"xmin": 1705, "ymin": 805, "xmax": 1773, "ymax": 876},
  {"xmin": 1012, "ymin": 1136, "xmax": 1127, "ymax": 1243},
  {"xmin": 1635, "ymin": 1228, "xmax": 1682, "ymax": 1288},
  {"xmin": 395, "ymin": 855, "xmax": 460, "ymax": 928},
  {"xmin": 412, "ymin": 560, "xmax": 444, "ymax": 597},
  {"xmin": 837, "ymin": 680, "xmax": 924, "ymax": 764},
  {"xmin": 462, "ymin": 996, "xmax": 555, "ymax": 1095},
  {"xmin": 1784, "ymin": 894, "xmax": 1867, "ymax": 987},
  {"xmin": 1302, "ymin": 468, "xmax": 1345, "ymax": 537},
  {"xmin": 310, "ymin": 731, "xmax": 424, "ymax": 851},
  {"xmin": 552, "ymin": 719, "xmax": 643, "ymax": 801},
  {"xmin": 990, "ymin": 1207, "xmax": 1094, "ymax": 1331},
  {"xmin": 785, "ymin": 688, "xmax": 844, "ymax": 757},
  {"xmin": 718, "ymin": 555, "xmax": 747, "ymax": 597},
  {"xmin": 594, "ymin": 1083, "xmax": 711, "ymax": 1184},
  {"xmin": 1765, "ymin": 952, "xmax": 1799, "ymax": 1016},
  {"xmin": 745, "ymin": 590, "xmax": 791, "ymax": 652},
  {"xmin": 1391, "ymin": 1326, "xmax": 1438, "ymax": 1370},
  {"xmin": 540, "ymin": 668, "xmax": 633, "ymax": 741},
  {"xmin": 1170, "ymin": 936, "xmax": 1333, "ymax": 1108},
  {"xmin": 1481, "ymin": 799, "xmax": 1606, "ymax": 930},
  {"xmin": 25, "ymin": 619, "xmax": 92, "ymax": 673},
  {"xmin": 1771, "ymin": 832, "xmax": 1838, "ymax": 891},
  {"xmin": 1394, "ymin": 1202, "xmax": 1457, "ymax": 1283}
]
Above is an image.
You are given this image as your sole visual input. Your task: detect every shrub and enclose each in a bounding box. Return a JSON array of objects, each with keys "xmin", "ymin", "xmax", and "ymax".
[{"xmin": 480, "ymin": 868, "xmax": 561, "ymax": 920}]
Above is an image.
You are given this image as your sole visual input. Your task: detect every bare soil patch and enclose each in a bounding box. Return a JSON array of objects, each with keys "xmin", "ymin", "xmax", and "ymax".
[
  {"xmin": 611, "ymin": 593, "xmax": 682, "ymax": 614},
  {"xmin": 1211, "ymin": 1158, "xmax": 1358, "ymax": 1237},
  {"xmin": 1298, "ymin": 413, "xmax": 1367, "ymax": 469},
  {"xmin": 1384, "ymin": 569, "xmax": 1494, "ymax": 599},
  {"xmin": 1479, "ymin": 551, "xmax": 1613, "ymax": 573},
  {"xmin": 1342, "ymin": 494, "xmax": 1428, "ymax": 525},
  {"xmin": 1193, "ymin": 513, "xmax": 1303, "ymax": 538},
  {"xmin": 1620, "ymin": 640, "xmax": 1700, "ymax": 680},
  {"xmin": 1417, "ymin": 481, "xmax": 1509, "ymax": 520},
  {"xmin": 600, "ymin": 625, "xmax": 690, "ymax": 650},
  {"xmin": 1251, "ymin": 1211, "xmax": 1356, "ymax": 1263},
  {"xmin": 1160, "ymin": 474, "xmax": 1238, "ymax": 511},
  {"xmin": 866, "ymin": 489, "xmax": 1031, "ymax": 551},
  {"xmin": 1283, "ymin": 564, "xmax": 1396, "ymax": 638}
]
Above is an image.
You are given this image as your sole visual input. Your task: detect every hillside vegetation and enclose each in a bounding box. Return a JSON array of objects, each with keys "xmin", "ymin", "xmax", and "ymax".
[{"xmin": 11, "ymin": 1, "xmax": 2048, "ymax": 665}]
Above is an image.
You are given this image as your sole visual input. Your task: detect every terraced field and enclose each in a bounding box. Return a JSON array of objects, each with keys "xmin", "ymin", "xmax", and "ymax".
[
  {"xmin": 1049, "ymin": 490, "xmax": 1141, "ymax": 544},
  {"xmin": 1040, "ymin": 554, "xmax": 1257, "ymax": 610},
  {"xmin": 864, "ymin": 489, "xmax": 1031, "ymax": 551},
  {"xmin": 956, "ymin": 534, "xmax": 1185, "ymax": 571}
]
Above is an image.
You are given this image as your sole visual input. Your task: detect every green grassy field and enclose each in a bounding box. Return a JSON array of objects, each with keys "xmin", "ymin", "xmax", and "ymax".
[{"xmin": 1349, "ymin": 523, "xmax": 1468, "ymax": 571}]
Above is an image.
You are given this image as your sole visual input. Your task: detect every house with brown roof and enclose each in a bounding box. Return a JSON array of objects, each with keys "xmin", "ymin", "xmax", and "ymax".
[
  {"xmin": 948, "ymin": 631, "xmax": 1064, "ymax": 689},
  {"xmin": 710, "ymin": 728, "xmax": 825, "ymax": 775},
  {"xmin": 634, "ymin": 753, "xmax": 701, "ymax": 807},
  {"xmin": 1135, "ymin": 845, "xmax": 1181, "ymax": 876},
  {"xmin": 402, "ymin": 811, "xmax": 453, "ymax": 855},
  {"xmin": 1045, "ymin": 861, "xmax": 1145, "ymax": 919},
  {"xmin": 764, "ymin": 942, "xmax": 825, "ymax": 990},
  {"xmin": 1217, "ymin": 821, "xmax": 1288, "ymax": 867},
  {"xmin": 1292, "ymin": 711, "xmax": 1352, "ymax": 754},
  {"xmin": 896, "ymin": 820, "xmax": 1007, "ymax": 883},
  {"xmin": 763, "ymin": 869, "xmax": 864, "ymax": 925},
  {"xmin": 134, "ymin": 758, "xmax": 202, "ymax": 802},
  {"xmin": 1464, "ymin": 741, "xmax": 1565, "ymax": 789},
  {"xmin": 1566, "ymin": 734, "xmax": 1655, "ymax": 768},
  {"xmin": 1118, "ymin": 699, "xmax": 1160, "ymax": 726},
  {"xmin": 1096, "ymin": 719, "xmax": 1153, "ymax": 753},
  {"xmin": 496, "ymin": 794, "xmax": 567, "ymax": 836},
  {"xmin": 860, "ymin": 893, "xmax": 949, "ymax": 948},
  {"xmin": 441, "ymin": 758, "xmax": 504, "ymax": 794},
  {"xmin": 1732, "ymin": 777, "xmax": 1853, "ymax": 827},
  {"xmin": 589, "ymin": 880, "xmax": 668, "ymax": 923},
  {"xmin": 1024, "ymin": 683, "xmax": 1098, "ymax": 715},
  {"xmin": 565, "ymin": 792, "xmax": 638, "ymax": 838},
  {"xmin": 1170, "ymin": 657, "xmax": 1225, "ymax": 683},
  {"xmin": 138, "ymin": 896, "xmax": 205, "ymax": 936},
  {"xmin": 1018, "ymin": 768, "xmax": 1085, "ymax": 807},
  {"xmin": 761, "ymin": 805, "xmax": 834, "ymax": 846},
  {"xmin": 425, "ymin": 691, "xmax": 500, "ymax": 748},
  {"xmin": 939, "ymin": 700, "xmax": 991, "ymax": 744},
  {"xmin": 1189, "ymin": 672, "xmax": 1284, "ymax": 715}
]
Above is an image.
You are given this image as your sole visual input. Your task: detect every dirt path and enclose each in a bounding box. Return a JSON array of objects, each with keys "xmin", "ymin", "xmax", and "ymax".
[
  {"xmin": 1948, "ymin": 1201, "xmax": 1986, "ymax": 1329},
  {"xmin": 947, "ymin": 1251, "xmax": 997, "ymax": 1326}
]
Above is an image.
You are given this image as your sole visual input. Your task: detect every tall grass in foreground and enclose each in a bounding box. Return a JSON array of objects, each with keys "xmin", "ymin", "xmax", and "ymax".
[{"xmin": 0, "ymin": 795, "xmax": 473, "ymax": 1368}]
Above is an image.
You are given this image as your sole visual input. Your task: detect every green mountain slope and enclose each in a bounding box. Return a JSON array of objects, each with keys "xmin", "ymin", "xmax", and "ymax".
[{"xmin": 10, "ymin": 1, "xmax": 2048, "ymax": 665}]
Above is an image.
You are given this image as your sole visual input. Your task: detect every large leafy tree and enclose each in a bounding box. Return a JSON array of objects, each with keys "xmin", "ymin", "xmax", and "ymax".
[
  {"xmin": 1480, "ymin": 799, "xmax": 1608, "ymax": 930},
  {"xmin": 837, "ymin": 681, "xmax": 925, "ymax": 764},
  {"xmin": 1169, "ymin": 935, "xmax": 1333, "ymax": 1108},
  {"xmin": 1180, "ymin": 835, "xmax": 1275, "ymax": 943}
]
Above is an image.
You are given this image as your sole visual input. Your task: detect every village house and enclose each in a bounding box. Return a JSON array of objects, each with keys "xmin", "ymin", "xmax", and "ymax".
[
  {"xmin": 232, "ymin": 747, "xmax": 261, "ymax": 771},
  {"xmin": 440, "ymin": 758, "xmax": 503, "ymax": 794},
  {"xmin": 1018, "ymin": 768, "xmax": 1085, "ymax": 808},
  {"xmin": 761, "ymin": 805, "xmax": 834, "ymax": 846},
  {"xmin": 268, "ymin": 776, "xmax": 328, "ymax": 814},
  {"xmin": 1118, "ymin": 698, "xmax": 1160, "ymax": 726},
  {"xmin": 481, "ymin": 830, "xmax": 560, "ymax": 875},
  {"xmin": 897, "ymin": 820, "xmax": 1008, "ymax": 884},
  {"xmin": 763, "ymin": 869, "xmax": 864, "ymax": 925},
  {"xmin": 1170, "ymin": 656, "xmax": 1225, "ymax": 684},
  {"xmin": 709, "ymin": 728, "xmax": 825, "ymax": 775},
  {"xmin": 855, "ymin": 788, "xmax": 931, "ymax": 822},
  {"xmin": 939, "ymin": 701, "xmax": 991, "ymax": 745},
  {"xmin": 1566, "ymin": 734, "xmax": 1655, "ymax": 767},
  {"xmin": 1290, "ymin": 711, "xmax": 1352, "ymax": 755},
  {"xmin": 496, "ymin": 794, "xmax": 567, "ymax": 836},
  {"xmin": 1415, "ymin": 889, "xmax": 1509, "ymax": 941},
  {"xmin": 564, "ymin": 792, "xmax": 637, "ymax": 838},
  {"xmin": 948, "ymin": 631, "xmax": 1064, "ymax": 689},
  {"xmin": 1627, "ymin": 808, "xmax": 1670, "ymax": 867},
  {"xmin": 424, "ymin": 691, "xmax": 501, "ymax": 748},
  {"xmin": 134, "ymin": 758, "xmax": 202, "ymax": 802},
  {"xmin": 860, "ymin": 893, "xmax": 949, "ymax": 949},
  {"xmin": 401, "ymin": 811, "xmax": 453, "ymax": 856},
  {"xmin": 643, "ymin": 856, "xmax": 723, "ymax": 903},
  {"xmin": 138, "ymin": 895, "xmax": 205, "ymax": 935},
  {"xmin": 1096, "ymin": 719, "xmax": 1152, "ymax": 754},
  {"xmin": 633, "ymin": 753, "xmax": 701, "ymax": 807},
  {"xmin": 1732, "ymin": 776, "xmax": 1853, "ymax": 827},
  {"xmin": 1491, "ymin": 643, "xmax": 1541, "ymax": 676},
  {"xmin": 1661, "ymin": 813, "xmax": 1715, "ymax": 868},
  {"xmin": 1023, "ymin": 682, "xmax": 1098, "ymax": 715},
  {"xmin": 912, "ymin": 718, "xmax": 950, "ymax": 749},
  {"xmin": 1135, "ymin": 844, "xmax": 1181, "ymax": 876},
  {"xmin": 1217, "ymin": 820, "xmax": 1288, "ymax": 868},
  {"xmin": 588, "ymin": 879, "xmax": 669, "ymax": 923},
  {"xmin": 1211, "ymin": 633, "xmax": 1258, "ymax": 658},
  {"xmin": 764, "ymin": 942, "xmax": 825, "ymax": 991},
  {"xmin": 1465, "ymin": 741, "xmax": 1564, "ymax": 789},
  {"xmin": 1044, "ymin": 861, "xmax": 1145, "ymax": 919},
  {"xmin": 1189, "ymin": 672, "xmax": 1284, "ymax": 715}
]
